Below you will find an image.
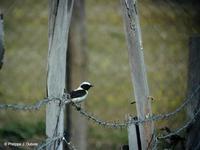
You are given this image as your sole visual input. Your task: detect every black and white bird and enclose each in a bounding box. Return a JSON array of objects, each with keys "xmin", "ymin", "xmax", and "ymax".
[{"xmin": 69, "ymin": 81, "xmax": 93, "ymax": 103}]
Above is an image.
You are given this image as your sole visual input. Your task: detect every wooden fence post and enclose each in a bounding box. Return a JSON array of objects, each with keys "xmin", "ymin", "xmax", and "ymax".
[
  {"xmin": 121, "ymin": 0, "xmax": 154, "ymax": 149},
  {"xmin": 186, "ymin": 36, "xmax": 200, "ymax": 149},
  {"xmin": 46, "ymin": 0, "xmax": 74, "ymax": 149},
  {"xmin": 128, "ymin": 117, "xmax": 141, "ymax": 150},
  {"xmin": 0, "ymin": 13, "xmax": 4, "ymax": 69}
]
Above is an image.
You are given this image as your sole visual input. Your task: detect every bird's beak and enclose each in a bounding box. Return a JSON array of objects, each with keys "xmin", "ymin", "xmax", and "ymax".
[{"xmin": 91, "ymin": 85, "xmax": 94, "ymax": 87}]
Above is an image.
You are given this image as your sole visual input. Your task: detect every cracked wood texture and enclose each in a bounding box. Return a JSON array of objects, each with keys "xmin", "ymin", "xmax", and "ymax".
[
  {"xmin": 121, "ymin": 0, "xmax": 154, "ymax": 149},
  {"xmin": 46, "ymin": 0, "xmax": 74, "ymax": 149}
]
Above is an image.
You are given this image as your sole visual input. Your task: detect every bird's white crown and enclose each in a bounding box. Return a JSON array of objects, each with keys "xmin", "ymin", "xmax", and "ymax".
[{"xmin": 80, "ymin": 81, "xmax": 92, "ymax": 87}]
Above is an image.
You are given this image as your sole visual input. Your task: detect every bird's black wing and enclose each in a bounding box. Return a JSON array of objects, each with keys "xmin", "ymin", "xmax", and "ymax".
[{"xmin": 70, "ymin": 89, "xmax": 87, "ymax": 98}]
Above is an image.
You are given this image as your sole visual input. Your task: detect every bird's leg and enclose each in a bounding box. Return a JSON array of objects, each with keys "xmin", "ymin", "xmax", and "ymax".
[
  {"xmin": 75, "ymin": 103, "xmax": 81, "ymax": 111},
  {"xmin": 70, "ymin": 101, "xmax": 81, "ymax": 111}
]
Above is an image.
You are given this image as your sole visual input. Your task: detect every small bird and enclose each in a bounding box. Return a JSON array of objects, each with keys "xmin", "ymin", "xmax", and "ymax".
[{"xmin": 69, "ymin": 81, "xmax": 93, "ymax": 103}]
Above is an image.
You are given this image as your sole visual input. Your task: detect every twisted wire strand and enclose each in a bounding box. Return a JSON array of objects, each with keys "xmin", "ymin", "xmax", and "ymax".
[
  {"xmin": 149, "ymin": 84, "xmax": 200, "ymax": 122},
  {"xmin": 0, "ymin": 84, "xmax": 199, "ymax": 150},
  {"xmin": 63, "ymin": 137, "xmax": 77, "ymax": 150},
  {"xmin": 152, "ymin": 137, "xmax": 159, "ymax": 150},
  {"xmin": 36, "ymin": 136, "xmax": 62, "ymax": 150},
  {"xmin": 70, "ymin": 84, "xmax": 200, "ymax": 127},
  {"xmin": 0, "ymin": 84, "xmax": 198, "ymax": 128},
  {"xmin": 158, "ymin": 102, "xmax": 200, "ymax": 139},
  {"xmin": 0, "ymin": 83, "xmax": 199, "ymax": 130},
  {"xmin": 36, "ymin": 136, "xmax": 76, "ymax": 150},
  {"xmin": 71, "ymin": 102, "xmax": 128, "ymax": 128},
  {"xmin": 0, "ymin": 98, "xmax": 61, "ymax": 111}
]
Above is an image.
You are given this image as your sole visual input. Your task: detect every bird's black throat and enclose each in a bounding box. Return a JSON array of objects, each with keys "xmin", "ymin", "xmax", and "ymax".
[{"xmin": 81, "ymin": 84, "xmax": 92, "ymax": 90}]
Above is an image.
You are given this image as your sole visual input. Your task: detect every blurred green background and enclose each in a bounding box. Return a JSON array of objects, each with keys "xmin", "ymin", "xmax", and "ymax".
[{"xmin": 0, "ymin": 0, "xmax": 200, "ymax": 149}]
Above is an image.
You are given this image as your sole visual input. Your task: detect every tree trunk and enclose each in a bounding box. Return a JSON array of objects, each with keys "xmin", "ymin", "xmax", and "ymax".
[{"xmin": 186, "ymin": 36, "xmax": 200, "ymax": 150}]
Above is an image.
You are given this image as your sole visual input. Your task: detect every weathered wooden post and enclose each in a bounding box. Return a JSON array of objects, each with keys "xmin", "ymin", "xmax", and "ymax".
[
  {"xmin": 121, "ymin": 0, "xmax": 154, "ymax": 149},
  {"xmin": 0, "ymin": 13, "xmax": 4, "ymax": 69},
  {"xmin": 128, "ymin": 117, "xmax": 142, "ymax": 150},
  {"xmin": 186, "ymin": 36, "xmax": 200, "ymax": 149},
  {"xmin": 46, "ymin": 0, "xmax": 74, "ymax": 149}
]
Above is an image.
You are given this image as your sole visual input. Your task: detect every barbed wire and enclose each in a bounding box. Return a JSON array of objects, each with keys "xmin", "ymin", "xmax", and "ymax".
[
  {"xmin": 69, "ymin": 84, "xmax": 200, "ymax": 128},
  {"xmin": 0, "ymin": 98, "xmax": 57, "ymax": 111},
  {"xmin": 0, "ymin": 84, "xmax": 199, "ymax": 149},
  {"xmin": 69, "ymin": 84, "xmax": 200, "ymax": 149},
  {"xmin": 36, "ymin": 136, "xmax": 62, "ymax": 150},
  {"xmin": 0, "ymin": 85, "xmax": 198, "ymax": 150},
  {"xmin": 152, "ymin": 137, "xmax": 159, "ymax": 150},
  {"xmin": 149, "ymin": 96, "xmax": 200, "ymax": 149},
  {"xmin": 0, "ymin": 84, "xmax": 199, "ymax": 126},
  {"xmin": 36, "ymin": 136, "xmax": 76, "ymax": 150},
  {"xmin": 149, "ymin": 84, "xmax": 200, "ymax": 122},
  {"xmin": 158, "ymin": 101, "xmax": 200, "ymax": 140},
  {"xmin": 63, "ymin": 136, "xmax": 77, "ymax": 150},
  {"xmin": 37, "ymin": 136, "xmax": 61, "ymax": 150},
  {"xmin": 71, "ymin": 102, "xmax": 128, "ymax": 129}
]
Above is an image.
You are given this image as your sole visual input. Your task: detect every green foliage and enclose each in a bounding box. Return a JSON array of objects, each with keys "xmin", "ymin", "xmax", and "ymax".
[{"xmin": 0, "ymin": 121, "xmax": 45, "ymax": 141}]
